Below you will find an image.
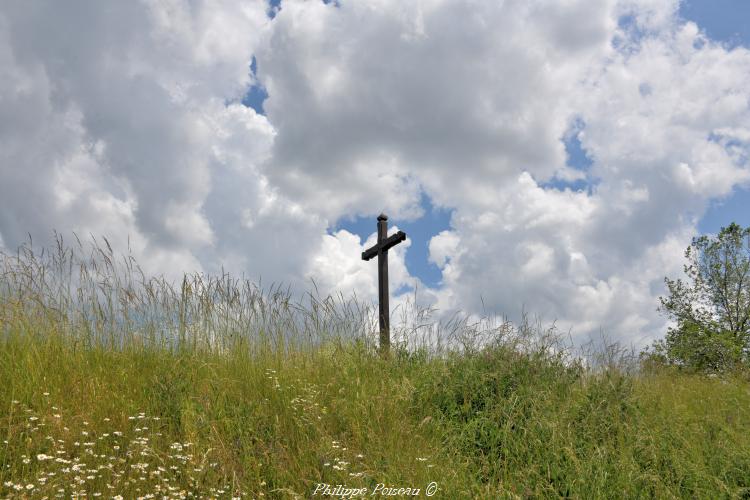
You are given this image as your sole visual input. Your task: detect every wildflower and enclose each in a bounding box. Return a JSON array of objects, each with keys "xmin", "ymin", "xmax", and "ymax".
[{"xmin": 36, "ymin": 454, "xmax": 52, "ymax": 461}]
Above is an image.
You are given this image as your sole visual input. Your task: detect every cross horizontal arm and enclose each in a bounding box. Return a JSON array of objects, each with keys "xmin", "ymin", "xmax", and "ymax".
[
  {"xmin": 361, "ymin": 246, "xmax": 378, "ymax": 261},
  {"xmin": 380, "ymin": 230, "xmax": 406, "ymax": 253},
  {"xmin": 361, "ymin": 231, "xmax": 407, "ymax": 261}
]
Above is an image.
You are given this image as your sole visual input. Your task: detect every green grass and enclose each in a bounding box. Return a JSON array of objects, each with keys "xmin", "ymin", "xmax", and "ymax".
[{"xmin": 1, "ymin": 237, "xmax": 750, "ymax": 498}]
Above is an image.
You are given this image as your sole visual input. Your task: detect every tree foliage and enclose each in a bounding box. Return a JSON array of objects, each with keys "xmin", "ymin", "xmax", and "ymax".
[{"xmin": 652, "ymin": 222, "xmax": 750, "ymax": 371}]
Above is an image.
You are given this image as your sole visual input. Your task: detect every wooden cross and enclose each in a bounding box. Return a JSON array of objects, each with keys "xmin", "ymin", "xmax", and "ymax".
[{"xmin": 362, "ymin": 213, "xmax": 406, "ymax": 353}]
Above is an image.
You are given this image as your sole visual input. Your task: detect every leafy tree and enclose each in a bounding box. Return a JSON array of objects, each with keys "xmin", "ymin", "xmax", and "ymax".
[{"xmin": 653, "ymin": 222, "xmax": 750, "ymax": 371}]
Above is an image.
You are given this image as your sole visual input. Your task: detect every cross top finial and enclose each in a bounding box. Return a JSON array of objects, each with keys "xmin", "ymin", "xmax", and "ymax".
[{"xmin": 377, "ymin": 213, "xmax": 388, "ymax": 221}]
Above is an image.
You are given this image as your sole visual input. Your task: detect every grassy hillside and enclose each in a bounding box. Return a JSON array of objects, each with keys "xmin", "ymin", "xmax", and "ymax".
[{"xmin": 1, "ymin": 240, "xmax": 749, "ymax": 498}]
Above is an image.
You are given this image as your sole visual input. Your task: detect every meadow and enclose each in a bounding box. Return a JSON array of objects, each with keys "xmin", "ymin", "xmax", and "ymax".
[{"xmin": 1, "ymin": 237, "xmax": 749, "ymax": 499}]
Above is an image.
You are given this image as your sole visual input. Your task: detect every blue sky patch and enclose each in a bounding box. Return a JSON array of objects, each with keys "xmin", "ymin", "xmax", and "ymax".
[
  {"xmin": 699, "ymin": 186, "xmax": 750, "ymax": 235},
  {"xmin": 241, "ymin": 56, "xmax": 268, "ymax": 115},
  {"xmin": 332, "ymin": 192, "xmax": 452, "ymax": 288},
  {"xmin": 267, "ymin": 0, "xmax": 281, "ymax": 19},
  {"xmin": 680, "ymin": 0, "xmax": 750, "ymax": 49},
  {"xmin": 541, "ymin": 120, "xmax": 597, "ymax": 194}
]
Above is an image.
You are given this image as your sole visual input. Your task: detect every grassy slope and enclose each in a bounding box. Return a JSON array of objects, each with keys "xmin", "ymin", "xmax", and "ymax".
[
  {"xmin": 1, "ymin": 331, "xmax": 749, "ymax": 499},
  {"xmin": 1, "ymin": 241, "xmax": 749, "ymax": 498}
]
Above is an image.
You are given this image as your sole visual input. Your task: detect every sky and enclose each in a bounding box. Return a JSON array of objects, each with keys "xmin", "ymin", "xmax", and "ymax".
[{"xmin": 1, "ymin": 0, "xmax": 749, "ymax": 349}]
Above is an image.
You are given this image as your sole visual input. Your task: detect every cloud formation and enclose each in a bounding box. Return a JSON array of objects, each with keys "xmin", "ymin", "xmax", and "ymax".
[{"xmin": 1, "ymin": 0, "xmax": 749, "ymax": 347}]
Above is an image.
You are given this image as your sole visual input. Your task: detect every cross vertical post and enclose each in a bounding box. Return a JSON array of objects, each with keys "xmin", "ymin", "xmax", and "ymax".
[
  {"xmin": 361, "ymin": 213, "xmax": 407, "ymax": 354},
  {"xmin": 377, "ymin": 214, "xmax": 390, "ymax": 351}
]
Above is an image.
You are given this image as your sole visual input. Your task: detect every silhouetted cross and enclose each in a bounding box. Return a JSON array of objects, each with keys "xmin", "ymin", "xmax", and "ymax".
[{"xmin": 362, "ymin": 213, "xmax": 406, "ymax": 354}]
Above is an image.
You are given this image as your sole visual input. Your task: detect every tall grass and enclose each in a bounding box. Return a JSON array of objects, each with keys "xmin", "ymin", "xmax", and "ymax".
[
  {"xmin": 1, "ymin": 236, "xmax": 749, "ymax": 498},
  {"xmin": 0, "ymin": 234, "xmax": 384, "ymax": 354}
]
